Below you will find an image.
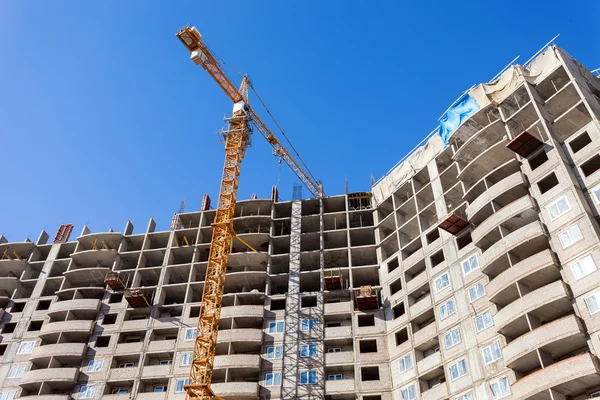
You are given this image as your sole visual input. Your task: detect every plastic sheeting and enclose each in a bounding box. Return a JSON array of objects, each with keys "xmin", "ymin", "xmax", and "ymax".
[
  {"xmin": 436, "ymin": 94, "xmax": 480, "ymax": 144},
  {"xmin": 469, "ymin": 66, "xmax": 524, "ymax": 109},
  {"xmin": 372, "ymin": 134, "xmax": 444, "ymax": 205}
]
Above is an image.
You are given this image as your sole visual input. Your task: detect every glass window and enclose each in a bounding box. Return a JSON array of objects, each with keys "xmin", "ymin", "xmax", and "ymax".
[
  {"xmin": 175, "ymin": 379, "xmax": 191, "ymax": 393},
  {"xmin": 7, "ymin": 366, "xmax": 24, "ymax": 378},
  {"xmin": 547, "ymin": 196, "xmax": 570, "ymax": 220},
  {"xmin": 593, "ymin": 185, "xmax": 600, "ymax": 204},
  {"xmin": 119, "ymin": 362, "xmax": 135, "ymax": 368},
  {"xmin": 450, "ymin": 359, "xmax": 468, "ymax": 380},
  {"xmin": 16, "ymin": 341, "xmax": 35, "ymax": 355},
  {"xmin": 301, "ymin": 319, "xmax": 317, "ymax": 331},
  {"xmin": 269, "ymin": 321, "xmax": 285, "ymax": 333},
  {"xmin": 571, "ymin": 254, "xmax": 597, "ymax": 280},
  {"xmin": 87, "ymin": 359, "xmax": 103, "ymax": 373},
  {"xmin": 468, "ymin": 282, "xmax": 486, "ymax": 302},
  {"xmin": 300, "ymin": 344, "xmax": 317, "ymax": 357},
  {"xmin": 267, "ymin": 346, "xmax": 284, "ymax": 359},
  {"xmin": 482, "ymin": 342, "xmax": 502, "ymax": 364},
  {"xmin": 490, "ymin": 376, "xmax": 511, "ymax": 399},
  {"xmin": 181, "ymin": 352, "xmax": 192, "ymax": 366},
  {"xmin": 265, "ymin": 372, "xmax": 282, "ymax": 386},
  {"xmin": 0, "ymin": 392, "xmax": 15, "ymax": 400},
  {"xmin": 80, "ymin": 385, "xmax": 96, "ymax": 399},
  {"xmin": 112, "ymin": 389, "xmax": 129, "ymax": 394},
  {"xmin": 439, "ymin": 298, "xmax": 456, "ymax": 320},
  {"xmin": 153, "ymin": 385, "xmax": 167, "ymax": 392},
  {"xmin": 585, "ymin": 293, "xmax": 600, "ymax": 315},
  {"xmin": 444, "ymin": 327, "xmax": 461, "ymax": 349},
  {"xmin": 398, "ymin": 354, "xmax": 413, "ymax": 372},
  {"xmin": 159, "ymin": 359, "xmax": 172, "ymax": 365},
  {"xmin": 327, "ymin": 347, "xmax": 341, "ymax": 353},
  {"xmin": 185, "ymin": 328, "xmax": 197, "ymax": 341},
  {"xmin": 401, "ymin": 384, "xmax": 417, "ymax": 400},
  {"xmin": 434, "ymin": 272, "xmax": 451, "ymax": 293},
  {"xmin": 462, "ymin": 254, "xmax": 479, "ymax": 276},
  {"xmin": 300, "ymin": 370, "xmax": 317, "ymax": 385},
  {"xmin": 558, "ymin": 224, "xmax": 583, "ymax": 248},
  {"xmin": 456, "ymin": 392, "xmax": 474, "ymax": 400},
  {"xmin": 328, "ymin": 374, "xmax": 343, "ymax": 381},
  {"xmin": 475, "ymin": 311, "xmax": 494, "ymax": 332}
]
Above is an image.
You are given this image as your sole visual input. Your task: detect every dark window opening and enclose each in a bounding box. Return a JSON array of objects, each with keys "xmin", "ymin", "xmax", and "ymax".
[
  {"xmin": 0, "ymin": 345, "xmax": 6, "ymax": 355},
  {"xmin": 364, "ymin": 397, "xmax": 382, "ymax": 400},
  {"xmin": 569, "ymin": 132, "xmax": 592, "ymax": 154},
  {"xmin": 189, "ymin": 306, "xmax": 200, "ymax": 318},
  {"xmin": 301, "ymin": 296, "xmax": 317, "ymax": 308},
  {"xmin": 327, "ymin": 322, "xmax": 341, "ymax": 328},
  {"xmin": 395, "ymin": 328, "xmax": 408, "ymax": 346},
  {"xmin": 392, "ymin": 302, "xmax": 405, "ymax": 320},
  {"xmin": 581, "ymin": 155, "xmax": 600, "ymax": 177},
  {"xmin": 109, "ymin": 293, "xmax": 123, "ymax": 304},
  {"xmin": 12, "ymin": 303, "xmax": 25, "ymax": 313},
  {"xmin": 358, "ymin": 314, "xmax": 375, "ymax": 327},
  {"xmin": 103, "ymin": 314, "xmax": 118, "ymax": 325},
  {"xmin": 37, "ymin": 300, "xmax": 51, "ymax": 310},
  {"xmin": 387, "ymin": 257, "xmax": 399, "ymax": 273},
  {"xmin": 430, "ymin": 250, "xmax": 445, "ymax": 267},
  {"xmin": 96, "ymin": 336, "xmax": 110, "ymax": 347},
  {"xmin": 28, "ymin": 321, "xmax": 43, "ymax": 331},
  {"xmin": 390, "ymin": 278, "xmax": 402, "ymax": 296},
  {"xmin": 426, "ymin": 229, "xmax": 440, "ymax": 244},
  {"xmin": 359, "ymin": 340, "xmax": 377, "ymax": 353},
  {"xmin": 538, "ymin": 173, "xmax": 559, "ymax": 194},
  {"xmin": 271, "ymin": 299, "xmax": 286, "ymax": 310},
  {"xmin": 2, "ymin": 323, "xmax": 16, "ymax": 334},
  {"xmin": 456, "ymin": 231, "xmax": 472, "ymax": 250},
  {"xmin": 529, "ymin": 150, "xmax": 549, "ymax": 171},
  {"xmin": 361, "ymin": 366, "xmax": 380, "ymax": 381}
]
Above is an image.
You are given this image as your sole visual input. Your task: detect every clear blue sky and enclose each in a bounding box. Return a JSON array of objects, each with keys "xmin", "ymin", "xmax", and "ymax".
[{"xmin": 1, "ymin": 1, "xmax": 599, "ymax": 241}]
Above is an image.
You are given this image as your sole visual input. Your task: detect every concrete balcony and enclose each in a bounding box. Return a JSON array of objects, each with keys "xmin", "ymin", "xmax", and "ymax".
[
  {"xmin": 417, "ymin": 351, "xmax": 442, "ymax": 378},
  {"xmin": 147, "ymin": 339, "xmax": 175, "ymax": 353},
  {"xmin": 115, "ymin": 341, "xmax": 144, "ymax": 354},
  {"xmin": 421, "ymin": 383, "xmax": 448, "ymax": 400},
  {"xmin": 47, "ymin": 298, "xmax": 101, "ymax": 315},
  {"xmin": 325, "ymin": 325, "xmax": 352, "ymax": 339},
  {"xmin": 458, "ymin": 140, "xmax": 516, "ymax": 187},
  {"xmin": 141, "ymin": 364, "xmax": 172, "ymax": 378},
  {"xmin": 466, "ymin": 171, "xmax": 528, "ymax": 223},
  {"xmin": 214, "ymin": 354, "xmax": 261, "ymax": 369},
  {"xmin": 487, "ymin": 249, "xmax": 560, "ymax": 306},
  {"xmin": 495, "ymin": 280, "xmax": 572, "ymax": 338},
  {"xmin": 324, "ymin": 301, "xmax": 352, "ymax": 314},
  {"xmin": 221, "ymin": 305, "xmax": 263, "ymax": 319},
  {"xmin": 102, "ymin": 395, "xmax": 130, "ymax": 400},
  {"xmin": 325, "ymin": 379, "xmax": 356, "ymax": 395},
  {"xmin": 109, "ymin": 366, "xmax": 139, "ymax": 380},
  {"xmin": 39, "ymin": 320, "xmax": 94, "ymax": 337},
  {"xmin": 134, "ymin": 393, "xmax": 166, "ymax": 400},
  {"xmin": 20, "ymin": 367, "xmax": 78, "ymax": 389},
  {"xmin": 482, "ymin": 221, "xmax": 548, "ymax": 277},
  {"xmin": 325, "ymin": 351, "xmax": 354, "ymax": 365},
  {"xmin": 213, "ymin": 382, "xmax": 259, "ymax": 398},
  {"xmin": 30, "ymin": 342, "xmax": 87, "ymax": 361},
  {"xmin": 472, "ymin": 195, "xmax": 538, "ymax": 248},
  {"xmin": 511, "ymin": 353, "xmax": 600, "ymax": 400},
  {"xmin": 406, "ymin": 270, "xmax": 428, "ymax": 295},
  {"xmin": 19, "ymin": 396, "xmax": 70, "ymax": 400},
  {"xmin": 504, "ymin": 314, "xmax": 586, "ymax": 372},
  {"xmin": 409, "ymin": 295, "xmax": 432, "ymax": 319},
  {"xmin": 217, "ymin": 328, "xmax": 262, "ymax": 343},
  {"xmin": 413, "ymin": 322, "xmax": 437, "ymax": 350},
  {"xmin": 122, "ymin": 318, "xmax": 150, "ymax": 331}
]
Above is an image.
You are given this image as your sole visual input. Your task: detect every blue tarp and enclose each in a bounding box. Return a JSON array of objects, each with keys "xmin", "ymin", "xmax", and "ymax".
[{"xmin": 436, "ymin": 94, "xmax": 480, "ymax": 145}]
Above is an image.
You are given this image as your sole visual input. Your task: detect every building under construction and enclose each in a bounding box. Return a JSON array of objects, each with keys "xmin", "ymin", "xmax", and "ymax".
[{"xmin": 1, "ymin": 44, "xmax": 600, "ymax": 400}]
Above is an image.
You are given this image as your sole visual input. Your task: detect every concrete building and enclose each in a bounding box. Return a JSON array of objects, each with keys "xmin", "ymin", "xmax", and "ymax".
[{"xmin": 0, "ymin": 45, "xmax": 600, "ymax": 400}]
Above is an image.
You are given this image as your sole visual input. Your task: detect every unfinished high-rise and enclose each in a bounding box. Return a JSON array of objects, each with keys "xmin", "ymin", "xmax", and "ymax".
[{"xmin": 1, "ymin": 44, "xmax": 600, "ymax": 400}]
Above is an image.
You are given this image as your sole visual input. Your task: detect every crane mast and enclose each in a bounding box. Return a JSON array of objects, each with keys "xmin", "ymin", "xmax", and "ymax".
[{"xmin": 175, "ymin": 26, "xmax": 320, "ymax": 399}]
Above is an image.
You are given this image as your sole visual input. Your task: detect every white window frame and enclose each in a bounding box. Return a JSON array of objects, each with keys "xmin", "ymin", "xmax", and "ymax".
[
  {"xmin": 180, "ymin": 352, "xmax": 192, "ymax": 366},
  {"xmin": 490, "ymin": 376, "xmax": 511, "ymax": 399},
  {"xmin": 184, "ymin": 328, "xmax": 197, "ymax": 341},
  {"xmin": 482, "ymin": 342, "xmax": 502, "ymax": 364},
  {"xmin": 119, "ymin": 362, "xmax": 135, "ymax": 368},
  {"xmin": 398, "ymin": 354, "xmax": 413, "ymax": 373},
  {"xmin": 7, "ymin": 366, "xmax": 24, "ymax": 378},
  {"xmin": 444, "ymin": 327, "xmax": 461, "ymax": 349},
  {"xmin": 301, "ymin": 318, "xmax": 317, "ymax": 331},
  {"xmin": 300, "ymin": 343, "xmax": 317, "ymax": 357},
  {"xmin": 86, "ymin": 359, "xmax": 103, "ymax": 373},
  {"xmin": 439, "ymin": 298, "xmax": 456, "ymax": 320},
  {"xmin": 571, "ymin": 254, "xmax": 597, "ymax": 280},
  {"xmin": 175, "ymin": 379, "xmax": 190, "ymax": 393},
  {"xmin": 449, "ymin": 359, "xmax": 468, "ymax": 381},
  {"xmin": 558, "ymin": 223, "xmax": 583, "ymax": 249},
  {"xmin": 456, "ymin": 392, "xmax": 474, "ymax": 400},
  {"xmin": 327, "ymin": 347, "xmax": 341, "ymax": 353},
  {"xmin": 16, "ymin": 341, "xmax": 35, "ymax": 355},
  {"xmin": 80, "ymin": 385, "xmax": 96, "ymax": 399},
  {"xmin": 461, "ymin": 254, "xmax": 479, "ymax": 276},
  {"xmin": 585, "ymin": 292, "xmax": 600, "ymax": 315},
  {"xmin": 268, "ymin": 320, "xmax": 285, "ymax": 334},
  {"xmin": 153, "ymin": 385, "xmax": 167, "ymax": 392},
  {"xmin": 0, "ymin": 392, "xmax": 16, "ymax": 400},
  {"xmin": 299, "ymin": 369, "xmax": 317, "ymax": 385},
  {"xmin": 267, "ymin": 345, "xmax": 283, "ymax": 359},
  {"xmin": 112, "ymin": 388, "xmax": 129, "ymax": 395},
  {"xmin": 593, "ymin": 184, "xmax": 600, "ymax": 204},
  {"xmin": 159, "ymin": 359, "xmax": 172, "ymax": 365},
  {"xmin": 401, "ymin": 384, "xmax": 417, "ymax": 400},
  {"xmin": 434, "ymin": 272, "xmax": 451, "ymax": 293},
  {"xmin": 546, "ymin": 196, "xmax": 571, "ymax": 221},
  {"xmin": 328, "ymin": 374, "xmax": 343, "ymax": 381},
  {"xmin": 265, "ymin": 372, "xmax": 282, "ymax": 387},
  {"xmin": 468, "ymin": 281, "xmax": 486, "ymax": 303},
  {"xmin": 475, "ymin": 311, "xmax": 494, "ymax": 332}
]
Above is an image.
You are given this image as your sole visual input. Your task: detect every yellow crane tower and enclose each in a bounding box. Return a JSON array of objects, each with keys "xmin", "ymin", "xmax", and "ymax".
[{"xmin": 175, "ymin": 26, "xmax": 321, "ymax": 400}]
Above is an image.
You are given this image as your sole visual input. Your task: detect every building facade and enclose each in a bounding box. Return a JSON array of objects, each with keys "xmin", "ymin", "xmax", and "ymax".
[{"xmin": 0, "ymin": 45, "xmax": 600, "ymax": 400}]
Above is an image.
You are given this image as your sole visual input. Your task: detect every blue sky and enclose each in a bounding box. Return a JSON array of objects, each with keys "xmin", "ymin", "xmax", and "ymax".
[{"xmin": 1, "ymin": 1, "xmax": 599, "ymax": 241}]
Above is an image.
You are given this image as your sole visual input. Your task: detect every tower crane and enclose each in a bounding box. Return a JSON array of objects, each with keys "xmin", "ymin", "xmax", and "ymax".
[{"xmin": 175, "ymin": 26, "xmax": 321, "ymax": 400}]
